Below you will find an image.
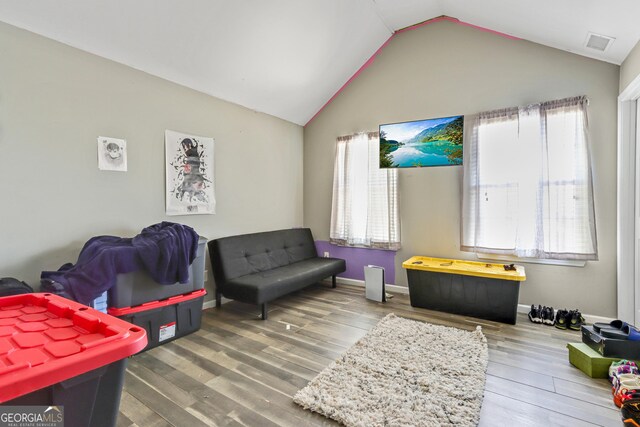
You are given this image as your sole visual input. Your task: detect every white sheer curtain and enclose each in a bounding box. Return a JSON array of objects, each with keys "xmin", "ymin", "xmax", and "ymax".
[
  {"xmin": 330, "ymin": 132, "xmax": 400, "ymax": 250},
  {"xmin": 462, "ymin": 95, "xmax": 598, "ymax": 260}
]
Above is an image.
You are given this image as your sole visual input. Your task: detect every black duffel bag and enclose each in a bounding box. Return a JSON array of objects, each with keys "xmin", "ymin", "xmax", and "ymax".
[{"xmin": 0, "ymin": 277, "xmax": 33, "ymax": 297}]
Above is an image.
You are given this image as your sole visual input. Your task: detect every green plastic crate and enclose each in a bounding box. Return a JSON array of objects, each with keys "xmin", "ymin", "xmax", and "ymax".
[{"xmin": 567, "ymin": 342, "xmax": 622, "ymax": 378}]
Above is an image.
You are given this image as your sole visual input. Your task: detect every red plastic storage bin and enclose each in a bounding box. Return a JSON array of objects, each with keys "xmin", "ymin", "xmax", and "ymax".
[
  {"xmin": 108, "ymin": 289, "xmax": 205, "ymax": 351},
  {"xmin": 0, "ymin": 293, "xmax": 147, "ymax": 427}
]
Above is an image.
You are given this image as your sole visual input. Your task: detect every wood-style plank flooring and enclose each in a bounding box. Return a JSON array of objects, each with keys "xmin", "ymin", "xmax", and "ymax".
[{"xmin": 117, "ymin": 283, "xmax": 620, "ymax": 427}]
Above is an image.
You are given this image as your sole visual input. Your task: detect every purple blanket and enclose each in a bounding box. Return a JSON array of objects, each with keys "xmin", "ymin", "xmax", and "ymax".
[{"xmin": 41, "ymin": 222, "xmax": 199, "ymax": 305}]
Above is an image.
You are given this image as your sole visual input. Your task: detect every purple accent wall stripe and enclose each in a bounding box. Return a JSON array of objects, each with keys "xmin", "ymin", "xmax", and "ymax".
[{"xmin": 315, "ymin": 241, "xmax": 396, "ymax": 284}]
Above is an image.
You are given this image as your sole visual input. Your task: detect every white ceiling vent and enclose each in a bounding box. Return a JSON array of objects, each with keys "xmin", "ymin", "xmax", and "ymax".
[{"xmin": 585, "ymin": 32, "xmax": 615, "ymax": 52}]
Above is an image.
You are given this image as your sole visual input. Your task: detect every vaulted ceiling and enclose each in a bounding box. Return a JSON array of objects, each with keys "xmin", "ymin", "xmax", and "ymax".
[{"xmin": 0, "ymin": 0, "xmax": 638, "ymax": 125}]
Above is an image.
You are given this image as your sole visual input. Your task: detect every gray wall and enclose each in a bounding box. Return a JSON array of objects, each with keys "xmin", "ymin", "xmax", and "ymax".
[
  {"xmin": 0, "ymin": 22, "xmax": 304, "ymax": 303},
  {"xmin": 621, "ymin": 40, "xmax": 640, "ymax": 93},
  {"xmin": 304, "ymin": 20, "xmax": 620, "ymax": 317}
]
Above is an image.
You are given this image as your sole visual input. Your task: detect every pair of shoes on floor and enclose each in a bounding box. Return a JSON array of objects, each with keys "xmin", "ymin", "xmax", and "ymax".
[
  {"xmin": 610, "ymin": 361, "xmax": 640, "ymax": 425},
  {"xmin": 594, "ymin": 319, "xmax": 640, "ymax": 341},
  {"xmin": 610, "ymin": 360, "xmax": 640, "ymax": 383},
  {"xmin": 528, "ymin": 304, "xmax": 555, "ymax": 325},
  {"xmin": 554, "ymin": 308, "xmax": 584, "ymax": 330},
  {"xmin": 622, "ymin": 399, "xmax": 640, "ymax": 426},
  {"xmin": 613, "ymin": 374, "xmax": 640, "ymax": 408}
]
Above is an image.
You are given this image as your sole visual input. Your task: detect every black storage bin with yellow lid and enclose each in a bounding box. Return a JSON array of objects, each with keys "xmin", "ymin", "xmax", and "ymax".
[{"xmin": 403, "ymin": 256, "xmax": 526, "ymax": 324}]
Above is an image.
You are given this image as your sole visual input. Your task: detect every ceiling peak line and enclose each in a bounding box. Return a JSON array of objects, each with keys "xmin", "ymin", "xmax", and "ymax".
[
  {"xmin": 304, "ymin": 33, "xmax": 394, "ymax": 127},
  {"xmin": 304, "ymin": 15, "xmax": 520, "ymax": 127},
  {"xmin": 396, "ymin": 15, "xmax": 520, "ymax": 41},
  {"xmin": 368, "ymin": 0, "xmax": 394, "ymax": 35}
]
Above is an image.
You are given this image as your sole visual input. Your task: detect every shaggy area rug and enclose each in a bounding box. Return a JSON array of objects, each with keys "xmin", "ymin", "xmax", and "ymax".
[{"xmin": 293, "ymin": 313, "xmax": 488, "ymax": 427}]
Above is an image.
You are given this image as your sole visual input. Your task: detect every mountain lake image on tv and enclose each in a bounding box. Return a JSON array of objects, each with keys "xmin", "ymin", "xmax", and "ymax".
[{"xmin": 379, "ymin": 115, "xmax": 464, "ymax": 168}]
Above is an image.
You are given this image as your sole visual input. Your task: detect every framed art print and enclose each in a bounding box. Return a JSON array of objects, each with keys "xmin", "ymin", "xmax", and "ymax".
[{"xmin": 165, "ymin": 129, "xmax": 215, "ymax": 215}]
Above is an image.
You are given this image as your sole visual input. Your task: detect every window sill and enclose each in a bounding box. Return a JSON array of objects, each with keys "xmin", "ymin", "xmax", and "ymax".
[{"xmin": 476, "ymin": 253, "xmax": 586, "ymax": 268}]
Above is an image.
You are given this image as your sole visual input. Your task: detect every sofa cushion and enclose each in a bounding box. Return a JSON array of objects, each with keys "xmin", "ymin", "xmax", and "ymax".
[
  {"xmin": 224, "ymin": 257, "xmax": 346, "ymax": 304},
  {"xmin": 209, "ymin": 228, "xmax": 318, "ymax": 284}
]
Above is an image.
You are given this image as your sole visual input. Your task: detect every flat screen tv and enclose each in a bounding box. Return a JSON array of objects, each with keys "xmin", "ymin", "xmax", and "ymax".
[{"xmin": 379, "ymin": 115, "xmax": 464, "ymax": 168}]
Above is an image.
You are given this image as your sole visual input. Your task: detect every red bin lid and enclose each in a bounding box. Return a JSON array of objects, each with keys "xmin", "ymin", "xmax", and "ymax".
[
  {"xmin": 107, "ymin": 288, "xmax": 206, "ymax": 317},
  {"xmin": 0, "ymin": 293, "xmax": 148, "ymax": 402}
]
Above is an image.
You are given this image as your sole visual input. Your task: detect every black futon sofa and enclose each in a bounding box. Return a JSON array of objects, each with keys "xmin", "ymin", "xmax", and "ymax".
[{"xmin": 208, "ymin": 228, "xmax": 346, "ymax": 319}]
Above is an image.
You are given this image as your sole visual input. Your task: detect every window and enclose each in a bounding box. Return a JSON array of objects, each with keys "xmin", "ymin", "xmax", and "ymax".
[
  {"xmin": 462, "ymin": 96, "xmax": 598, "ymax": 260},
  {"xmin": 330, "ymin": 132, "xmax": 400, "ymax": 250}
]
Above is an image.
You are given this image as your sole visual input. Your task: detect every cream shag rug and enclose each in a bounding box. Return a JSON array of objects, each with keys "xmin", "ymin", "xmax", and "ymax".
[{"xmin": 293, "ymin": 313, "xmax": 488, "ymax": 427}]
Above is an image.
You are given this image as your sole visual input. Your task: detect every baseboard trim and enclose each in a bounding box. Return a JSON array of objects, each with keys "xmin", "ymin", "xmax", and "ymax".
[
  {"xmin": 202, "ymin": 295, "xmax": 232, "ymax": 310},
  {"xmin": 203, "ymin": 278, "xmax": 407, "ymax": 311},
  {"xmin": 203, "ymin": 280, "xmax": 612, "ymax": 323},
  {"xmin": 339, "ymin": 278, "xmax": 612, "ymax": 322},
  {"xmin": 202, "ymin": 281, "xmax": 613, "ymax": 323},
  {"xmin": 334, "ymin": 277, "xmax": 409, "ymax": 295},
  {"xmin": 516, "ymin": 304, "xmax": 613, "ymax": 324}
]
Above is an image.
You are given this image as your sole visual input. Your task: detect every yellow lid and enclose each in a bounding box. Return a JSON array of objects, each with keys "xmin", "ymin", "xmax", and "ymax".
[{"xmin": 402, "ymin": 256, "xmax": 526, "ymax": 282}]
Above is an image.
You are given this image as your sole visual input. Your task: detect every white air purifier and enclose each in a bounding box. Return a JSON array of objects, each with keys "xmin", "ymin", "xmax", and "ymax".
[{"xmin": 364, "ymin": 265, "xmax": 385, "ymax": 302}]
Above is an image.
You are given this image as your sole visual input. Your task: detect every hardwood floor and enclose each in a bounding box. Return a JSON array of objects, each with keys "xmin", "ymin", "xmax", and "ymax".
[{"xmin": 117, "ymin": 283, "xmax": 620, "ymax": 427}]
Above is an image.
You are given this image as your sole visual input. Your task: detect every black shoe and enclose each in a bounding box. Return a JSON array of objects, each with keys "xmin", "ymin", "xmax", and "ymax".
[
  {"xmin": 568, "ymin": 309, "xmax": 585, "ymax": 331},
  {"xmin": 542, "ymin": 306, "xmax": 555, "ymax": 325},
  {"xmin": 621, "ymin": 399, "xmax": 640, "ymax": 426},
  {"xmin": 528, "ymin": 304, "xmax": 542, "ymax": 323},
  {"xmin": 555, "ymin": 309, "xmax": 569, "ymax": 329}
]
